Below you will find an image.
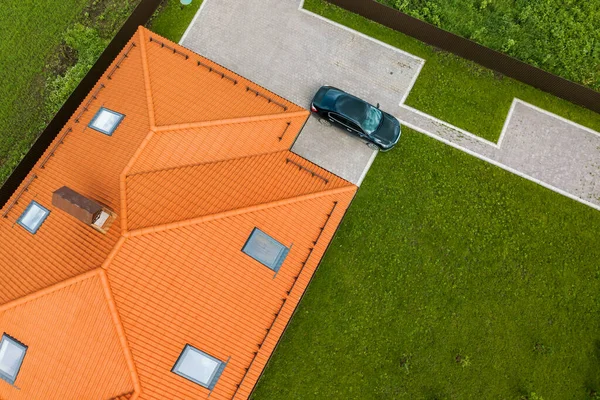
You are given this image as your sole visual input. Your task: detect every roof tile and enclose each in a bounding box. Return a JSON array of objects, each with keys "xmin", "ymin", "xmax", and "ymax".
[
  {"xmin": 143, "ymin": 32, "xmax": 302, "ymax": 127},
  {"xmin": 0, "ymin": 30, "xmax": 150, "ymax": 305},
  {"xmin": 0, "ymin": 26, "xmax": 357, "ymax": 399},
  {"xmin": 125, "ymin": 151, "xmax": 351, "ymax": 230},
  {"xmin": 106, "ymin": 188, "xmax": 355, "ymax": 400},
  {"xmin": 128, "ymin": 115, "xmax": 307, "ymax": 175},
  {"xmin": 0, "ymin": 270, "xmax": 135, "ymax": 399}
]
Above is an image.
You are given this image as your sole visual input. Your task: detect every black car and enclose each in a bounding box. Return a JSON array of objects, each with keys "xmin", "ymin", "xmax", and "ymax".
[{"xmin": 310, "ymin": 86, "xmax": 401, "ymax": 151}]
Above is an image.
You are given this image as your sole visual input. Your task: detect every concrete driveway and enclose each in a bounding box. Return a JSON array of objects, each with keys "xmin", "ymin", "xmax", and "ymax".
[{"xmin": 180, "ymin": 0, "xmax": 423, "ymax": 185}]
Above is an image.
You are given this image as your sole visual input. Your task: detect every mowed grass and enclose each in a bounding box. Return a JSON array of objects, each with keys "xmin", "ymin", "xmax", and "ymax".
[
  {"xmin": 252, "ymin": 128, "xmax": 600, "ymax": 399},
  {"xmin": 149, "ymin": 0, "xmax": 204, "ymax": 43},
  {"xmin": 0, "ymin": 0, "xmax": 88, "ymax": 181},
  {"xmin": 303, "ymin": 0, "xmax": 600, "ymax": 143}
]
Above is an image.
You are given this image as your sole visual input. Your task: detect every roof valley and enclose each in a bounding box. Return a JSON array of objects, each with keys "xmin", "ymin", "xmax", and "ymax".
[
  {"xmin": 124, "ymin": 184, "xmax": 356, "ymax": 238},
  {"xmin": 137, "ymin": 26, "xmax": 157, "ymax": 130}
]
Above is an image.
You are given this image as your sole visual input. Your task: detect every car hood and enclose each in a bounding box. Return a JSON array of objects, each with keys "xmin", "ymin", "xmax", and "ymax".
[{"xmin": 372, "ymin": 113, "xmax": 400, "ymax": 147}]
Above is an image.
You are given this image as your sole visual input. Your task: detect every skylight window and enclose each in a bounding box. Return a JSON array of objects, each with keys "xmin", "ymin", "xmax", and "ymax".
[
  {"xmin": 17, "ymin": 201, "xmax": 50, "ymax": 234},
  {"xmin": 88, "ymin": 107, "xmax": 124, "ymax": 136},
  {"xmin": 172, "ymin": 345, "xmax": 226, "ymax": 390},
  {"xmin": 242, "ymin": 228, "xmax": 290, "ymax": 272},
  {"xmin": 0, "ymin": 334, "xmax": 27, "ymax": 385}
]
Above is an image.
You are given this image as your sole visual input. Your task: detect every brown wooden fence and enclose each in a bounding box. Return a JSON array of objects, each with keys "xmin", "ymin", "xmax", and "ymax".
[{"xmin": 325, "ymin": 0, "xmax": 600, "ymax": 113}]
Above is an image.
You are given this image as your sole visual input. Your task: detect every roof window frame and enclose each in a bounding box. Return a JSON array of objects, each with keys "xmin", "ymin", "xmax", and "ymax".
[
  {"xmin": 171, "ymin": 344, "xmax": 227, "ymax": 391},
  {"xmin": 0, "ymin": 333, "xmax": 27, "ymax": 385},
  {"xmin": 88, "ymin": 107, "xmax": 125, "ymax": 136},
  {"xmin": 242, "ymin": 227, "xmax": 290, "ymax": 273},
  {"xmin": 17, "ymin": 200, "xmax": 50, "ymax": 234}
]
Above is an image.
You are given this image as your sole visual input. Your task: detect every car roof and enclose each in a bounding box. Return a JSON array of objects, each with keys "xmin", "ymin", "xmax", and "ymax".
[{"xmin": 335, "ymin": 94, "xmax": 370, "ymax": 121}]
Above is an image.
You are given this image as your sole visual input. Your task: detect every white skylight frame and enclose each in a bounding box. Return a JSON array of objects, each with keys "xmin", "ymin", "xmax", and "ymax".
[
  {"xmin": 0, "ymin": 334, "xmax": 27, "ymax": 385},
  {"xmin": 242, "ymin": 228, "xmax": 290, "ymax": 273},
  {"xmin": 172, "ymin": 344, "xmax": 227, "ymax": 390},
  {"xmin": 88, "ymin": 107, "xmax": 124, "ymax": 136},
  {"xmin": 17, "ymin": 201, "xmax": 50, "ymax": 234}
]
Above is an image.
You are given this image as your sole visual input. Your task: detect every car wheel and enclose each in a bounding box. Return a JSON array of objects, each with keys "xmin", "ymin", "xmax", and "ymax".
[
  {"xmin": 318, "ymin": 118, "xmax": 331, "ymax": 127},
  {"xmin": 367, "ymin": 142, "xmax": 379, "ymax": 151}
]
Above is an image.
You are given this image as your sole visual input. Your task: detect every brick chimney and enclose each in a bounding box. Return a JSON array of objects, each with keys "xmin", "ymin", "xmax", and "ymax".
[{"xmin": 52, "ymin": 186, "xmax": 115, "ymax": 233}]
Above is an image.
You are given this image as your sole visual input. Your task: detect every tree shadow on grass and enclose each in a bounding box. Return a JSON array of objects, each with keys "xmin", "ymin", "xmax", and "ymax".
[{"xmin": 584, "ymin": 340, "xmax": 600, "ymax": 397}]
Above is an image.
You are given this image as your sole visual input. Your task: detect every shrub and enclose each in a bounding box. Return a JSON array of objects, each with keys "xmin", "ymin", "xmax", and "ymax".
[
  {"xmin": 45, "ymin": 24, "xmax": 108, "ymax": 116},
  {"xmin": 381, "ymin": 0, "xmax": 600, "ymax": 90}
]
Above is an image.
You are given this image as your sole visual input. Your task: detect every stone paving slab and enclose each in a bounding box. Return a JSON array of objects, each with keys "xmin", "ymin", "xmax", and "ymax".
[
  {"xmin": 180, "ymin": 0, "xmax": 423, "ymax": 185},
  {"xmin": 292, "ymin": 115, "xmax": 378, "ymax": 185},
  {"xmin": 496, "ymin": 102, "xmax": 600, "ymax": 205}
]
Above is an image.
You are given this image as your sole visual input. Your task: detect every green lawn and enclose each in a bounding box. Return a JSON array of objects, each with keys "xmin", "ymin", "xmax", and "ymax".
[
  {"xmin": 148, "ymin": 0, "xmax": 204, "ymax": 43},
  {"xmin": 379, "ymin": 0, "xmax": 600, "ymax": 91},
  {"xmin": 304, "ymin": 0, "xmax": 600, "ymax": 143},
  {"xmin": 0, "ymin": 0, "xmax": 202, "ymax": 185},
  {"xmin": 252, "ymin": 128, "xmax": 600, "ymax": 399}
]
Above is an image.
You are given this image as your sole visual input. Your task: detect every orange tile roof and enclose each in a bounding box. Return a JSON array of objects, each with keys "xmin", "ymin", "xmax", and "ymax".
[
  {"xmin": 0, "ymin": 26, "xmax": 356, "ymax": 399},
  {"xmin": 0, "ymin": 269, "xmax": 137, "ymax": 399},
  {"xmin": 125, "ymin": 151, "xmax": 350, "ymax": 230}
]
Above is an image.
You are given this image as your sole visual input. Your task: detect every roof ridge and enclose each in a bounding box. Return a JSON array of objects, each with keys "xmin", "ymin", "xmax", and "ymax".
[
  {"xmin": 101, "ymin": 236, "xmax": 128, "ymax": 270},
  {"xmin": 119, "ymin": 131, "xmax": 156, "ymax": 233},
  {"xmin": 125, "ymin": 148, "xmax": 289, "ymax": 178},
  {"xmin": 0, "ymin": 267, "xmax": 141, "ymax": 398},
  {"xmin": 98, "ymin": 269, "xmax": 141, "ymax": 400},
  {"xmin": 124, "ymin": 184, "xmax": 356, "ymax": 238},
  {"xmin": 153, "ymin": 110, "xmax": 309, "ymax": 133},
  {"xmin": 0, "ymin": 269, "xmax": 103, "ymax": 311},
  {"xmin": 0, "ymin": 267, "xmax": 141, "ymax": 399},
  {"xmin": 138, "ymin": 27, "xmax": 156, "ymax": 130},
  {"xmin": 109, "ymin": 391, "xmax": 136, "ymax": 400}
]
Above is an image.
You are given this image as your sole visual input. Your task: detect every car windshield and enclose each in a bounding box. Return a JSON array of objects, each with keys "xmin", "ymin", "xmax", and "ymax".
[
  {"xmin": 335, "ymin": 96, "xmax": 383, "ymax": 135},
  {"xmin": 360, "ymin": 106, "xmax": 383, "ymax": 134}
]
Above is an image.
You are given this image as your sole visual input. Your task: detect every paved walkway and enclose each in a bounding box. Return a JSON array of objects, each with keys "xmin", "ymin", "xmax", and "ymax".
[
  {"xmin": 180, "ymin": 0, "xmax": 600, "ymax": 210},
  {"xmin": 398, "ymin": 101, "xmax": 600, "ymax": 208}
]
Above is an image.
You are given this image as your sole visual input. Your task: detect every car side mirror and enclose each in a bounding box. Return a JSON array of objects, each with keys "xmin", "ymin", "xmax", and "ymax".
[{"xmin": 376, "ymin": 103, "xmax": 380, "ymax": 109}]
